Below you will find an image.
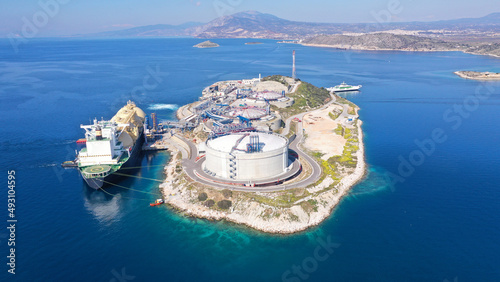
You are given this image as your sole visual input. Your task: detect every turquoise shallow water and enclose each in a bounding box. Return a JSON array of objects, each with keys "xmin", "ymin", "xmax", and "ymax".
[{"xmin": 0, "ymin": 38, "xmax": 499, "ymax": 281}]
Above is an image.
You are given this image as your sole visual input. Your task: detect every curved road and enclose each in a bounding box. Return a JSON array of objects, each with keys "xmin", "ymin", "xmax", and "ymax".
[{"xmin": 174, "ymin": 91, "xmax": 353, "ymax": 192}]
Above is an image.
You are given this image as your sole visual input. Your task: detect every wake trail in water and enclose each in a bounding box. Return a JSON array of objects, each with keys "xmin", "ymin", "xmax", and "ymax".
[{"xmin": 148, "ymin": 104, "xmax": 179, "ymax": 111}]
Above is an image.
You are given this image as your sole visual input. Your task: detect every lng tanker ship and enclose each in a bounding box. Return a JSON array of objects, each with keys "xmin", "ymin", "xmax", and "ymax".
[{"xmin": 77, "ymin": 101, "xmax": 145, "ymax": 189}]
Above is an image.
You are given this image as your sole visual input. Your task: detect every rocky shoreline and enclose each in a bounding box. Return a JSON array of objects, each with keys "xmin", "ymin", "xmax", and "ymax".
[
  {"xmin": 302, "ymin": 43, "xmax": 458, "ymax": 53},
  {"xmin": 454, "ymin": 71, "xmax": 500, "ymax": 80},
  {"xmin": 302, "ymin": 41, "xmax": 500, "ymax": 59}
]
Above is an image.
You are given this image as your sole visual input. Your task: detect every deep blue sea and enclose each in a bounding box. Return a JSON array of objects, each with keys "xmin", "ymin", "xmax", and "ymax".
[{"xmin": 0, "ymin": 38, "xmax": 499, "ymax": 281}]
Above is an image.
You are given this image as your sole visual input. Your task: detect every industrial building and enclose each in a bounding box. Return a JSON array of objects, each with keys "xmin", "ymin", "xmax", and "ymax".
[{"xmin": 203, "ymin": 132, "xmax": 289, "ymax": 181}]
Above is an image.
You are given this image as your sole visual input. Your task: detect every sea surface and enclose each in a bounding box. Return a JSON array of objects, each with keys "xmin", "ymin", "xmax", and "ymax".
[{"xmin": 0, "ymin": 38, "xmax": 499, "ymax": 281}]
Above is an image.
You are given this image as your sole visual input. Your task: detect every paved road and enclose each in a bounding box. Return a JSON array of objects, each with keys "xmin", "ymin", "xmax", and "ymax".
[
  {"xmin": 177, "ymin": 134, "xmax": 307, "ymax": 192},
  {"xmin": 173, "ymin": 91, "xmax": 355, "ymax": 192},
  {"xmin": 175, "ymin": 129, "xmax": 322, "ymax": 192}
]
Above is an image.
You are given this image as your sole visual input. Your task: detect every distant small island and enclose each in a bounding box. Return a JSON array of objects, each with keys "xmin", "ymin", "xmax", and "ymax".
[
  {"xmin": 245, "ymin": 42, "xmax": 263, "ymax": 45},
  {"xmin": 455, "ymin": 71, "xmax": 500, "ymax": 80},
  {"xmin": 193, "ymin": 40, "xmax": 219, "ymax": 48}
]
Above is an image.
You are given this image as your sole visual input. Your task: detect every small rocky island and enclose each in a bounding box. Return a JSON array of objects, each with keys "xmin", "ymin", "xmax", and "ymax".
[
  {"xmin": 454, "ymin": 71, "xmax": 500, "ymax": 80},
  {"xmin": 193, "ymin": 40, "xmax": 220, "ymax": 48}
]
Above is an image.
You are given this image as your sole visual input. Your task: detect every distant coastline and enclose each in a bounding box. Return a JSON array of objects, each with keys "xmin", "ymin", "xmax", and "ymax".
[
  {"xmin": 301, "ymin": 33, "xmax": 500, "ymax": 58},
  {"xmin": 302, "ymin": 42, "xmax": 457, "ymax": 53},
  {"xmin": 302, "ymin": 42, "xmax": 500, "ymax": 59},
  {"xmin": 454, "ymin": 71, "xmax": 500, "ymax": 80}
]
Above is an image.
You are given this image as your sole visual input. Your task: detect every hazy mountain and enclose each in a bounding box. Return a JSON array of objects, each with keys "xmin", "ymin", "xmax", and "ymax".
[
  {"xmin": 381, "ymin": 12, "xmax": 500, "ymax": 32},
  {"xmin": 431, "ymin": 12, "xmax": 500, "ymax": 25},
  {"xmin": 188, "ymin": 11, "xmax": 350, "ymax": 39},
  {"xmin": 302, "ymin": 33, "xmax": 468, "ymax": 51},
  {"xmin": 88, "ymin": 22, "xmax": 204, "ymax": 37},
  {"xmin": 302, "ymin": 33, "xmax": 500, "ymax": 58},
  {"xmin": 81, "ymin": 11, "xmax": 500, "ymax": 39}
]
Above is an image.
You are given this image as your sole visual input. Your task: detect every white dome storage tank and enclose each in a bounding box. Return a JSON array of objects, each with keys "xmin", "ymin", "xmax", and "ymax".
[{"xmin": 204, "ymin": 132, "xmax": 289, "ymax": 181}]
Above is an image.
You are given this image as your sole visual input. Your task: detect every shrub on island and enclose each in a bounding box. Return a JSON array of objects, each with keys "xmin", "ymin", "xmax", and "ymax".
[
  {"xmin": 204, "ymin": 200, "xmax": 215, "ymax": 208},
  {"xmin": 222, "ymin": 189, "xmax": 232, "ymax": 199},
  {"xmin": 217, "ymin": 200, "xmax": 232, "ymax": 209},
  {"xmin": 198, "ymin": 192, "xmax": 208, "ymax": 201}
]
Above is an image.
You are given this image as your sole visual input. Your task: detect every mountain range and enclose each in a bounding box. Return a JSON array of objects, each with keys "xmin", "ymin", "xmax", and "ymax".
[
  {"xmin": 302, "ymin": 33, "xmax": 500, "ymax": 57},
  {"xmin": 84, "ymin": 11, "xmax": 500, "ymax": 40}
]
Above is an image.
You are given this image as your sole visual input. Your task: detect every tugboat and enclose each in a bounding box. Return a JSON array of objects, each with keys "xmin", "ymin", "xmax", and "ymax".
[
  {"xmin": 61, "ymin": 160, "xmax": 78, "ymax": 168},
  {"xmin": 150, "ymin": 199, "xmax": 164, "ymax": 207},
  {"xmin": 328, "ymin": 82, "xmax": 362, "ymax": 93}
]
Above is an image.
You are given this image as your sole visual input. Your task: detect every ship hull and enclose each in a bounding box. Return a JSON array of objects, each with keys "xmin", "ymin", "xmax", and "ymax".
[
  {"xmin": 331, "ymin": 86, "xmax": 361, "ymax": 92},
  {"xmin": 81, "ymin": 132, "xmax": 144, "ymax": 190}
]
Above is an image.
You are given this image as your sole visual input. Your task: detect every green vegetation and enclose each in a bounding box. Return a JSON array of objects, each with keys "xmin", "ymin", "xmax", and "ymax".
[
  {"xmin": 249, "ymin": 188, "xmax": 310, "ymax": 208},
  {"xmin": 175, "ymin": 164, "xmax": 182, "ymax": 173},
  {"xmin": 198, "ymin": 192, "xmax": 208, "ymax": 201},
  {"xmin": 307, "ymin": 122, "xmax": 360, "ymax": 189},
  {"xmin": 196, "ymin": 130, "xmax": 208, "ymax": 140},
  {"xmin": 304, "ymin": 147, "xmax": 328, "ymax": 188},
  {"xmin": 222, "ymin": 189, "xmax": 232, "ymax": 199},
  {"xmin": 276, "ymin": 189, "xmax": 309, "ymax": 205},
  {"xmin": 217, "ymin": 200, "xmax": 232, "ymax": 209},
  {"xmin": 295, "ymin": 82, "xmax": 331, "ymax": 108},
  {"xmin": 300, "ymin": 199, "xmax": 319, "ymax": 213},
  {"xmin": 204, "ymin": 200, "xmax": 215, "ymax": 208},
  {"xmin": 334, "ymin": 124, "xmax": 344, "ymax": 136},
  {"xmin": 329, "ymin": 111, "xmax": 340, "ymax": 121},
  {"xmin": 312, "ymin": 152, "xmax": 324, "ymax": 159},
  {"xmin": 262, "ymin": 75, "xmax": 290, "ymax": 87},
  {"xmin": 275, "ymin": 78, "xmax": 331, "ymax": 119},
  {"xmin": 328, "ymin": 127, "xmax": 359, "ymax": 169},
  {"xmin": 286, "ymin": 121, "xmax": 297, "ymax": 139},
  {"xmin": 261, "ymin": 209, "xmax": 282, "ymax": 219}
]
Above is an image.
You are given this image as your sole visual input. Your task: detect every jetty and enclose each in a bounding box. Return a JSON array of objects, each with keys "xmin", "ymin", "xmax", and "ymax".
[{"xmin": 142, "ymin": 137, "xmax": 169, "ymax": 151}]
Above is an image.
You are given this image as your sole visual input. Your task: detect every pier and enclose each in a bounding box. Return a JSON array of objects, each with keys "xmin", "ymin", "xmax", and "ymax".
[{"xmin": 142, "ymin": 138, "xmax": 169, "ymax": 151}]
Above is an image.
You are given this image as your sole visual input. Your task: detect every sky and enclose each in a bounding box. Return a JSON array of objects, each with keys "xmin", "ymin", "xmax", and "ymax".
[{"xmin": 0, "ymin": 0, "xmax": 499, "ymax": 36}]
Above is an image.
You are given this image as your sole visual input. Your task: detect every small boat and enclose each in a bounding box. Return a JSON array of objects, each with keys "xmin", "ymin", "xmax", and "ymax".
[
  {"xmin": 150, "ymin": 199, "xmax": 164, "ymax": 207},
  {"xmin": 328, "ymin": 82, "xmax": 362, "ymax": 92},
  {"xmin": 76, "ymin": 138, "xmax": 87, "ymax": 144},
  {"xmin": 61, "ymin": 160, "xmax": 78, "ymax": 168}
]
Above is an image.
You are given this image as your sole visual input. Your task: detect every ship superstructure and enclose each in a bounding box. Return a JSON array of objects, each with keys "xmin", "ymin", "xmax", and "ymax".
[
  {"xmin": 77, "ymin": 101, "xmax": 145, "ymax": 189},
  {"xmin": 328, "ymin": 82, "xmax": 362, "ymax": 93}
]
